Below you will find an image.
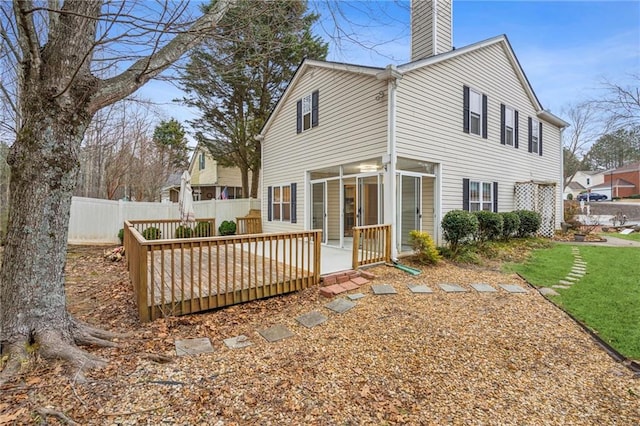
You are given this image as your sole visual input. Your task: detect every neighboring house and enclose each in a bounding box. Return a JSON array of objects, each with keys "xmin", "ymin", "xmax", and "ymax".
[
  {"xmin": 161, "ymin": 143, "xmax": 248, "ymax": 202},
  {"xmin": 603, "ymin": 161, "xmax": 640, "ymax": 198},
  {"xmin": 564, "ymin": 170, "xmax": 604, "ymax": 199},
  {"xmin": 258, "ymin": 0, "xmax": 568, "ymax": 258}
]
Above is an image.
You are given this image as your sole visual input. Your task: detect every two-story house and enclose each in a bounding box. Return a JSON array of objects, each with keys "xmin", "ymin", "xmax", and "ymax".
[{"xmin": 258, "ymin": 0, "xmax": 568, "ymax": 258}]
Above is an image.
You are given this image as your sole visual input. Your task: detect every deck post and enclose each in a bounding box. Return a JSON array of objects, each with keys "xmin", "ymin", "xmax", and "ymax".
[{"xmin": 138, "ymin": 245, "xmax": 150, "ymax": 322}]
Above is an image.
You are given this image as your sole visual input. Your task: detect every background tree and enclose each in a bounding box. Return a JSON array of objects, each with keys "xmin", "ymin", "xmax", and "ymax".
[
  {"xmin": 592, "ymin": 74, "xmax": 640, "ymax": 132},
  {"xmin": 585, "ymin": 127, "xmax": 640, "ymax": 170},
  {"xmin": 180, "ymin": 0, "xmax": 328, "ymax": 198},
  {"xmin": 561, "ymin": 102, "xmax": 599, "ymax": 189},
  {"xmin": 152, "ymin": 118, "xmax": 190, "ymax": 176},
  {"xmin": 0, "ymin": 0, "xmax": 234, "ymax": 383}
]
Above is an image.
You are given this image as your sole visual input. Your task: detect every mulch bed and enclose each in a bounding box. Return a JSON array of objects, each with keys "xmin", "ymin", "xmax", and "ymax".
[{"xmin": 1, "ymin": 245, "xmax": 638, "ymax": 425}]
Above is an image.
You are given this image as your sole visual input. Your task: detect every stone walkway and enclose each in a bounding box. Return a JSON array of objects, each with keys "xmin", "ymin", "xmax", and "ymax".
[
  {"xmin": 539, "ymin": 247, "xmax": 587, "ymax": 296},
  {"xmin": 175, "ymin": 274, "xmax": 533, "ymax": 356}
]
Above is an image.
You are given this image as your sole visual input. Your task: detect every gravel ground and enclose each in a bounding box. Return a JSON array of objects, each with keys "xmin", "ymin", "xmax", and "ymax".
[{"xmin": 1, "ymin": 246, "xmax": 639, "ymax": 425}]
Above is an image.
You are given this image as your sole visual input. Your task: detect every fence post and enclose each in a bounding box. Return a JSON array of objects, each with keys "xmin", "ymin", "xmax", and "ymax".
[{"xmin": 352, "ymin": 227, "xmax": 360, "ymax": 270}]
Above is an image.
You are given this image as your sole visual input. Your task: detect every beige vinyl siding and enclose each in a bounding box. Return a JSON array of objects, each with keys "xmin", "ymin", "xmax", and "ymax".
[
  {"xmin": 262, "ymin": 67, "xmax": 388, "ymax": 233},
  {"xmin": 189, "ymin": 147, "xmax": 217, "ymax": 185},
  {"xmin": 411, "ymin": 0, "xmax": 433, "ymax": 60},
  {"xmin": 396, "ymin": 42, "xmax": 563, "ymax": 227},
  {"xmin": 435, "ymin": 1, "xmax": 452, "ymax": 55}
]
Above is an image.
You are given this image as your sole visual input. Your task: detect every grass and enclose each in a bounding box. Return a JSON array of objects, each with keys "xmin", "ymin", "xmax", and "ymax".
[
  {"xmin": 600, "ymin": 231, "xmax": 640, "ymax": 242},
  {"xmin": 505, "ymin": 244, "xmax": 640, "ymax": 360}
]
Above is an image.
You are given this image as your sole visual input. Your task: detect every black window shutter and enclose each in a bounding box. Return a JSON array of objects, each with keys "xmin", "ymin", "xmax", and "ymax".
[
  {"xmin": 463, "ymin": 86, "xmax": 470, "ymax": 133},
  {"xmin": 528, "ymin": 117, "xmax": 533, "ymax": 153},
  {"xmin": 482, "ymin": 94, "xmax": 488, "ymax": 139},
  {"xmin": 500, "ymin": 104, "xmax": 506, "ymax": 145},
  {"xmin": 290, "ymin": 183, "xmax": 297, "ymax": 223},
  {"xmin": 539, "ymin": 122, "xmax": 543, "ymax": 156},
  {"xmin": 493, "ymin": 182, "xmax": 498, "ymax": 213},
  {"xmin": 462, "ymin": 178, "xmax": 470, "ymax": 211},
  {"xmin": 514, "ymin": 110, "xmax": 519, "ymax": 149},
  {"xmin": 296, "ymin": 100, "xmax": 302, "ymax": 134},
  {"xmin": 311, "ymin": 91, "xmax": 319, "ymax": 128},
  {"xmin": 267, "ymin": 186, "xmax": 273, "ymax": 221}
]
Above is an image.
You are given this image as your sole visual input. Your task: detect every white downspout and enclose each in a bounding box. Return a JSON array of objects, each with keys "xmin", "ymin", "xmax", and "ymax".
[
  {"xmin": 387, "ymin": 68, "xmax": 399, "ymax": 259},
  {"xmin": 432, "ymin": 0, "xmax": 438, "ymax": 56}
]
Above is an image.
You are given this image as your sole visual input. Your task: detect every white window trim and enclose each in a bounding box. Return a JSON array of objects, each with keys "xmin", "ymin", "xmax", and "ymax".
[
  {"xmin": 504, "ymin": 106, "xmax": 515, "ymax": 146},
  {"xmin": 469, "ymin": 180, "xmax": 493, "ymax": 211},
  {"xmin": 271, "ymin": 184, "xmax": 291, "ymax": 222},
  {"xmin": 469, "ymin": 88, "xmax": 482, "ymax": 136},
  {"xmin": 301, "ymin": 93, "xmax": 312, "ymax": 132},
  {"xmin": 531, "ymin": 118, "xmax": 540, "ymax": 154}
]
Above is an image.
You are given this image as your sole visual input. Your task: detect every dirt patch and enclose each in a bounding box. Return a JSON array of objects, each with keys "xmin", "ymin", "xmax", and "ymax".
[{"xmin": 1, "ymin": 245, "xmax": 638, "ymax": 424}]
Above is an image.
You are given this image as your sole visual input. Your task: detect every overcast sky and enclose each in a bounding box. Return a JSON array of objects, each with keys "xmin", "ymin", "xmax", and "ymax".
[{"xmin": 139, "ymin": 0, "xmax": 640, "ymax": 136}]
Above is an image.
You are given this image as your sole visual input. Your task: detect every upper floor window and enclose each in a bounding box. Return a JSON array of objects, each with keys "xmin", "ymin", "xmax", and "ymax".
[
  {"xmin": 297, "ymin": 90, "xmax": 319, "ymax": 133},
  {"xmin": 528, "ymin": 118, "xmax": 542, "ymax": 156},
  {"xmin": 199, "ymin": 152, "xmax": 205, "ymax": 170},
  {"xmin": 501, "ymin": 104, "xmax": 519, "ymax": 147},
  {"xmin": 463, "ymin": 86, "xmax": 487, "ymax": 138}
]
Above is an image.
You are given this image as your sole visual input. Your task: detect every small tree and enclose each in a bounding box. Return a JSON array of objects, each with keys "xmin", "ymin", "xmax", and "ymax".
[{"xmin": 409, "ymin": 230, "xmax": 441, "ymax": 265}]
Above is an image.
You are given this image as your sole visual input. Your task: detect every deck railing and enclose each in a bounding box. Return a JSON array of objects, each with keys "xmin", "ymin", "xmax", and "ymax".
[
  {"xmin": 124, "ymin": 220, "xmax": 321, "ymax": 322},
  {"xmin": 352, "ymin": 224, "xmax": 392, "ymax": 269},
  {"xmin": 128, "ymin": 218, "xmax": 217, "ymax": 240},
  {"xmin": 236, "ymin": 217, "xmax": 262, "ymax": 234}
]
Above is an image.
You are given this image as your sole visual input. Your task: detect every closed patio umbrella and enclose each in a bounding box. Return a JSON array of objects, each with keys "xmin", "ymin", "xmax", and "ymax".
[{"xmin": 178, "ymin": 170, "xmax": 196, "ymax": 226}]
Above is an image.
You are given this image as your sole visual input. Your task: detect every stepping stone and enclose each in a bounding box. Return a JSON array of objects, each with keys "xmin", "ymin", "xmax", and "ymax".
[
  {"xmin": 438, "ymin": 283, "xmax": 467, "ymax": 293},
  {"xmin": 325, "ymin": 298, "xmax": 356, "ymax": 313},
  {"xmin": 351, "ymin": 276, "xmax": 370, "ymax": 286},
  {"xmin": 568, "ymin": 272, "xmax": 584, "ymax": 278},
  {"xmin": 552, "ymin": 285, "xmax": 571, "ymax": 289},
  {"xmin": 564, "ymin": 276, "xmax": 578, "ymax": 282},
  {"xmin": 407, "ymin": 284, "xmax": 434, "ymax": 293},
  {"xmin": 175, "ymin": 337, "xmax": 214, "ymax": 356},
  {"xmin": 258, "ymin": 324, "xmax": 294, "ymax": 343},
  {"xmin": 539, "ymin": 287, "xmax": 560, "ymax": 296},
  {"xmin": 499, "ymin": 284, "xmax": 527, "ymax": 293},
  {"xmin": 347, "ymin": 293, "xmax": 365, "ymax": 300},
  {"xmin": 575, "ymin": 261, "xmax": 586, "ymax": 265},
  {"xmin": 223, "ymin": 335, "xmax": 252, "ymax": 349},
  {"xmin": 470, "ymin": 283, "xmax": 497, "ymax": 293},
  {"xmin": 558, "ymin": 280, "xmax": 574, "ymax": 286},
  {"xmin": 571, "ymin": 268, "xmax": 586, "ymax": 273},
  {"xmin": 371, "ymin": 284, "xmax": 397, "ymax": 295},
  {"xmin": 296, "ymin": 311, "xmax": 328, "ymax": 328}
]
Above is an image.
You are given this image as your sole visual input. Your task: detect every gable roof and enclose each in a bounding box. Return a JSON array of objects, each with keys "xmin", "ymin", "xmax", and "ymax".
[
  {"xmin": 613, "ymin": 161, "xmax": 640, "ymax": 173},
  {"xmin": 259, "ymin": 35, "xmax": 568, "ymax": 137}
]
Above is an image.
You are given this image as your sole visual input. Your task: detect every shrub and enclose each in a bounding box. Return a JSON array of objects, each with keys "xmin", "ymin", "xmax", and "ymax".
[
  {"xmin": 473, "ymin": 210, "xmax": 503, "ymax": 242},
  {"xmin": 409, "ymin": 230, "xmax": 441, "ymax": 265},
  {"xmin": 515, "ymin": 210, "xmax": 541, "ymax": 237},
  {"xmin": 441, "ymin": 210, "xmax": 478, "ymax": 254},
  {"xmin": 194, "ymin": 221, "xmax": 213, "ymax": 237},
  {"xmin": 117, "ymin": 228, "xmax": 124, "ymax": 244},
  {"xmin": 566, "ymin": 193, "xmax": 573, "ymax": 200},
  {"xmin": 218, "ymin": 220, "xmax": 236, "ymax": 236},
  {"xmin": 175, "ymin": 225, "xmax": 193, "ymax": 238},
  {"xmin": 142, "ymin": 226, "xmax": 161, "ymax": 240},
  {"xmin": 499, "ymin": 212, "xmax": 520, "ymax": 240}
]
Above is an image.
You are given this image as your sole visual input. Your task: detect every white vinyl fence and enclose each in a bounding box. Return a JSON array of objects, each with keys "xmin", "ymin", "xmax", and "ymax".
[{"xmin": 68, "ymin": 197, "xmax": 261, "ymax": 245}]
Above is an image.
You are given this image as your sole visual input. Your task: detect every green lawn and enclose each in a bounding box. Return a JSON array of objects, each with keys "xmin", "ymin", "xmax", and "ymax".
[
  {"xmin": 601, "ymin": 231, "xmax": 640, "ymax": 242},
  {"xmin": 505, "ymin": 244, "xmax": 640, "ymax": 360}
]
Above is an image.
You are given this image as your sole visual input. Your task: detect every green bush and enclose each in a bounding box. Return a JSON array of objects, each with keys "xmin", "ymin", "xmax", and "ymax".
[
  {"xmin": 142, "ymin": 226, "xmax": 161, "ymax": 240},
  {"xmin": 218, "ymin": 220, "xmax": 236, "ymax": 236},
  {"xmin": 409, "ymin": 230, "xmax": 441, "ymax": 265},
  {"xmin": 117, "ymin": 228, "xmax": 124, "ymax": 244},
  {"xmin": 175, "ymin": 225, "xmax": 193, "ymax": 238},
  {"xmin": 499, "ymin": 212, "xmax": 520, "ymax": 240},
  {"xmin": 441, "ymin": 210, "xmax": 478, "ymax": 254},
  {"xmin": 566, "ymin": 193, "xmax": 573, "ymax": 200},
  {"xmin": 473, "ymin": 210, "xmax": 503, "ymax": 242},
  {"xmin": 515, "ymin": 210, "xmax": 541, "ymax": 237},
  {"xmin": 194, "ymin": 221, "xmax": 213, "ymax": 237}
]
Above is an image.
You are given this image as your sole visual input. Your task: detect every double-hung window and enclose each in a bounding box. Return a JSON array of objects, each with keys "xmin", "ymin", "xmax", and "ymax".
[
  {"xmin": 268, "ymin": 183, "xmax": 297, "ymax": 223},
  {"xmin": 501, "ymin": 104, "xmax": 518, "ymax": 147},
  {"xmin": 296, "ymin": 90, "xmax": 319, "ymax": 133},
  {"xmin": 463, "ymin": 178, "xmax": 498, "ymax": 212},
  {"xmin": 463, "ymin": 86, "xmax": 488, "ymax": 138},
  {"xmin": 199, "ymin": 152, "xmax": 205, "ymax": 170},
  {"xmin": 528, "ymin": 117, "xmax": 543, "ymax": 155}
]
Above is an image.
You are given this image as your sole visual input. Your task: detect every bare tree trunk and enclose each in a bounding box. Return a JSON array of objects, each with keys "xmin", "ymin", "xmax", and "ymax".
[{"xmin": 250, "ymin": 167, "xmax": 260, "ymax": 198}]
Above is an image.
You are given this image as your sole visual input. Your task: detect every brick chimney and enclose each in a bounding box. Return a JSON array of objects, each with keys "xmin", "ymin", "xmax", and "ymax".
[{"xmin": 410, "ymin": 0, "xmax": 453, "ymax": 61}]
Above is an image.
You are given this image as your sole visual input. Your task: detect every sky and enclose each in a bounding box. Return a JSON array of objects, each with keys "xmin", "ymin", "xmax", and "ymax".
[{"xmin": 139, "ymin": 0, "xmax": 640, "ymax": 135}]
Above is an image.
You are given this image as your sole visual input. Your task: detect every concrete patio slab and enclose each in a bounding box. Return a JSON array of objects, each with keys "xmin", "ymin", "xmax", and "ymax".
[
  {"xmin": 347, "ymin": 293, "xmax": 365, "ymax": 300},
  {"xmin": 325, "ymin": 298, "xmax": 356, "ymax": 313},
  {"xmin": 296, "ymin": 311, "xmax": 328, "ymax": 328},
  {"xmin": 371, "ymin": 284, "xmax": 397, "ymax": 295},
  {"xmin": 175, "ymin": 337, "xmax": 214, "ymax": 356},
  {"xmin": 407, "ymin": 284, "xmax": 434, "ymax": 293},
  {"xmin": 438, "ymin": 283, "xmax": 467, "ymax": 293},
  {"xmin": 223, "ymin": 335, "xmax": 252, "ymax": 349},
  {"xmin": 499, "ymin": 284, "xmax": 527, "ymax": 293},
  {"xmin": 470, "ymin": 283, "xmax": 497, "ymax": 293},
  {"xmin": 258, "ymin": 324, "xmax": 295, "ymax": 342}
]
